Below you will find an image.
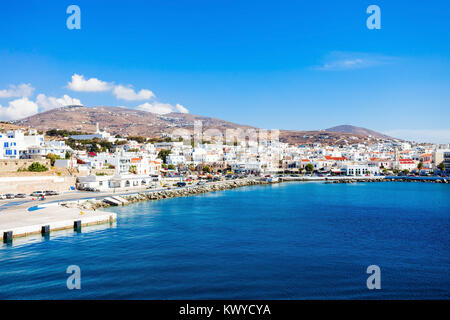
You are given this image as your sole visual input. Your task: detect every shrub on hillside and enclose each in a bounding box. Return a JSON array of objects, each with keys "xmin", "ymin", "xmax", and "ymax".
[{"xmin": 28, "ymin": 162, "xmax": 49, "ymax": 172}]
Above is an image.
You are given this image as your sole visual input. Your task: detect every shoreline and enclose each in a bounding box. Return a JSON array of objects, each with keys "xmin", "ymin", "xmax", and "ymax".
[
  {"xmin": 1, "ymin": 176, "xmax": 448, "ymax": 243},
  {"xmin": 62, "ymin": 175, "xmax": 449, "ymax": 211},
  {"xmin": 62, "ymin": 178, "xmax": 273, "ymax": 210}
]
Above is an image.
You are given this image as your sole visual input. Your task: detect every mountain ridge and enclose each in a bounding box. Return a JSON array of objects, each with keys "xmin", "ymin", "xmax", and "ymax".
[
  {"xmin": 325, "ymin": 125, "xmax": 392, "ymax": 139},
  {"xmin": 10, "ymin": 105, "xmax": 396, "ymax": 145}
]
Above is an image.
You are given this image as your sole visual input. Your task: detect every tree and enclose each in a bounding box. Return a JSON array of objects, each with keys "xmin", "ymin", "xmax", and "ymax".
[
  {"xmin": 438, "ymin": 162, "xmax": 445, "ymax": 172},
  {"xmin": 127, "ymin": 136, "xmax": 147, "ymax": 143},
  {"xmin": 167, "ymin": 164, "xmax": 175, "ymax": 170},
  {"xmin": 46, "ymin": 153, "xmax": 61, "ymax": 166},
  {"xmin": 305, "ymin": 163, "xmax": 314, "ymax": 173},
  {"xmin": 129, "ymin": 165, "xmax": 137, "ymax": 174},
  {"xmin": 417, "ymin": 162, "xmax": 423, "ymax": 172},
  {"xmin": 157, "ymin": 149, "xmax": 171, "ymax": 163},
  {"xmin": 402, "ymin": 169, "xmax": 409, "ymax": 175},
  {"xmin": 28, "ymin": 162, "xmax": 48, "ymax": 172},
  {"xmin": 65, "ymin": 151, "xmax": 71, "ymax": 159},
  {"xmin": 203, "ymin": 165, "xmax": 212, "ymax": 173}
]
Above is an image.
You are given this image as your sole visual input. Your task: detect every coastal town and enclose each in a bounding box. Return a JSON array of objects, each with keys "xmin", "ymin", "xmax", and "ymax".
[
  {"xmin": 0, "ymin": 120, "xmax": 449, "ymax": 198},
  {"xmin": 2, "ymin": 119, "xmax": 448, "ymax": 243}
]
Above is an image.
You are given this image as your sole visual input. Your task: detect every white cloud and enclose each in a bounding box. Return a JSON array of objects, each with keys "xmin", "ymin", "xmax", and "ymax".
[
  {"xmin": 67, "ymin": 74, "xmax": 112, "ymax": 92},
  {"xmin": 136, "ymin": 102, "xmax": 189, "ymax": 114},
  {"xmin": 0, "ymin": 97, "xmax": 39, "ymax": 120},
  {"xmin": 36, "ymin": 94, "xmax": 82, "ymax": 111},
  {"xmin": 113, "ymin": 85, "xmax": 155, "ymax": 101},
  {"xmin": 384, "ymin": 129, "xmax": 450, "ymax": 144},
  {"xmin": 315, "ymin": 52, "xmax": 395, "ymax": 71},
  {"xmin": 0, "ymin": 83, "xmax": 35, "ymax": 98}
]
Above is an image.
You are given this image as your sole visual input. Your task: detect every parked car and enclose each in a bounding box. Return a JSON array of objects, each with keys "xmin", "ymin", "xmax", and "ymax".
[
  {"xmin": 177, "ymin": 182, "xmax": 187, "ymax": 187},
  {"xmin": 197, "ymin": 181, "xmax": 206, "ymax": 185},
  {"xmin": 44, "ymin": 190, "xmax": 59, "ymax": 196},
  {"xmin": 15, "ymin": 193, "xmax": 27, "ymax": 198},
  {"xmin": 5, "ymin": 194, "xmax": 15, "ymax": 199},
  {"xmin": 0, "ymin": 194, "xmax": 7, "ymax": 200},
  {"xmin": 30, "ymin": 191, "xmax": 44, "ymax": 197}
]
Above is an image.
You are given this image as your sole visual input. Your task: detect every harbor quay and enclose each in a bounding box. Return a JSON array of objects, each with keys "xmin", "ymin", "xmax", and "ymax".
[{"xmin": 0, "ymin": 202, "xmax": 116, "ymax": 242}]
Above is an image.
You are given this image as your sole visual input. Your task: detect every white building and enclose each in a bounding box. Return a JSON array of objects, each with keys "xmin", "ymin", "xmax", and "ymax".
[
  {"xmin": 27, "ymin": 140, "xmax": 72, "ymax": 159},
  {"xmin": 231, "ymin": 162, "xmax": 262, "ymax": 173},
  {"xmin": 166, "ymin": 154, "xmax": 186, "ymax": 165},
  {"xmin": 69, "ymin": 123, "xmax": 117, "ymax": 143},
  {"xmin": 76, "ymin": 173, "xmax": 156, "ymax": 191},
  {"xmin": 0, "ymin": 130, "xmax": 44, "ymax": 159},
  {"xmin": 78, "ymin": 151, "xmax": 162, "ymax": 176},
  {"xmin": 444, "ymin": 152, "xmax": 450, "ymax": 173},
  {"xmin": 76, "ymin": 153, "xmax": 160, "ymax": 191},
  {"xmin": 342, "ymin": 164, "xmax": 380, "ymax": 176},
  {"xmin": 396, "ymin": 159, "xmax": 416, "ymax": 171}
]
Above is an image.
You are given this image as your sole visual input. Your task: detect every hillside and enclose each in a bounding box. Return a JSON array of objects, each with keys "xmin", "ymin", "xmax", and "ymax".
[
  {"xmin": 11, "ymin": 105, "xmax": 397, "ymax": 145},
  {"xmin": 326, "ymin": 125, "xmax": 392, "ymax": 140},
  {"xmin": 12, "ymin": 105, "xmax": 254, "ymax": 138},
  {"xmin": 0, "ymin": 121, "xmax": 33, "ymax": 132}
]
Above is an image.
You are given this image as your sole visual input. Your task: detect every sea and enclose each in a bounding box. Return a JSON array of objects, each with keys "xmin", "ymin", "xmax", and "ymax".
[{"xmin": 0, "ymin": 181, "xmax": 448, "ymax": 299}]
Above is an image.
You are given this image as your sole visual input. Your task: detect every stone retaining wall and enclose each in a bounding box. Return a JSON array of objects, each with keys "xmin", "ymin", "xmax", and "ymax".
[
  {"xmin": 0, "ymin": 176, "xmax": 76, "ymax": 194},
  {"xmin": 0, "ymin": 159, "xmax": 51, "ymax": 173}
]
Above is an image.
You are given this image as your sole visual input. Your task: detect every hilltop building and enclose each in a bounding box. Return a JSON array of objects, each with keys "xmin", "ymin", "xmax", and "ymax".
[{"xmin": 69, "ymin": 123, "xmax": 117, "ymax": 143}]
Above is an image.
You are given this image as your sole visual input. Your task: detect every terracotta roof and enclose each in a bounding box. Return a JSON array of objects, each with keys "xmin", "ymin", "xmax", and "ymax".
[{"xmin": 324, "ymin": 156, "xmax": 348, "ymax": 161}]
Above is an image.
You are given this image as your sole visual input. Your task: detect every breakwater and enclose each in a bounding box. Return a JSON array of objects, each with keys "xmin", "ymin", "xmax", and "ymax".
[
  {"xmin": 282, "ymin": 176, "xmax": 449, "ymax": 184},
  {"xmin": 63, "ymin": 179, "xmax": 272, "ymax": 210}
]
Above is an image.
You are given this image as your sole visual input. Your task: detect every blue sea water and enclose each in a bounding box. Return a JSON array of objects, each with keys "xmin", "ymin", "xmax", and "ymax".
[{"xmin": 0, "ymin": 182, "xmax": 449, "ymax": 299}]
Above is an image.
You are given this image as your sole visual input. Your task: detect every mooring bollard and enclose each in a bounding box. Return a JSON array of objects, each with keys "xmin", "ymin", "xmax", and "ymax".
[
  {"xmin": 41, "ymin": 225, "xmax": 50, "ymax": 235},
  {"xmin": 74, "ymin": 220, "xmax": 82, "ymax": 230},
  {"xmin": 3, "ymin": 231, "xmax": 13, "ymax": 243}
]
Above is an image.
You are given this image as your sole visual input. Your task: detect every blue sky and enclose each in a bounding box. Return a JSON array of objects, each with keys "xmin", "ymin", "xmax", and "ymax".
[{"xmin": 0, "ymin": 0, "xmax": 449, "ymax": 143}]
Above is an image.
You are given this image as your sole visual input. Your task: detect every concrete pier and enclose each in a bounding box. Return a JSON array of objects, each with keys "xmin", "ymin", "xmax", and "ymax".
[{"xmin": 0, "ymin": 203, "xmax": 116, "ymax": 241}]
